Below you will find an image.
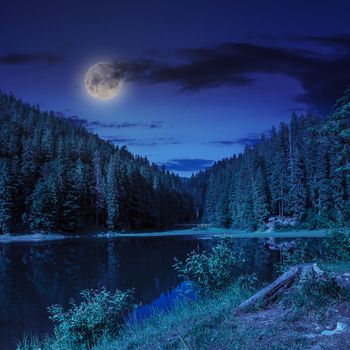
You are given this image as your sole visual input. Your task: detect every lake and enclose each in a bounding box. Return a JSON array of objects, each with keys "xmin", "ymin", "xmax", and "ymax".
[{"xmin": 0, "ymin": 234, "xmax": 321, "ymax": 349}]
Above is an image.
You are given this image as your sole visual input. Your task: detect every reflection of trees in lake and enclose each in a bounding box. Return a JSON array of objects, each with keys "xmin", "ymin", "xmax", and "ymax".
[
  {"xmin": 0, "ymin": 246, "xmax": 11, "ymax": 320},
  {"xmin": 96, "ymin": 241, "xmax": 120, "ymax": 291},
  {"xmin": 254, "ymin": 240, "xmax": 273, "ymax": 281},
  {"xmin": 22, "ymin": 245, "xmax": 65, "ymax": 306}
]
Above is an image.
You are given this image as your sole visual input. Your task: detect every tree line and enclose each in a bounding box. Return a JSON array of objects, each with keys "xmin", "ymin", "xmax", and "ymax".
[
  {"xmin": 190, "ymin": 87, "xmax": 350, "ymax": 230},
  {"xmin": 0, "ymin": 92, "xmax": 195, "ymax": 233},
  {"xmin": 1, "ymin": 85, "xmax": 349, "ymax": 234}
]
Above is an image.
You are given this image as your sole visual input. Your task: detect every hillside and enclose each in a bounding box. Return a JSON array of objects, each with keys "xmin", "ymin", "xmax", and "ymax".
[
  {"xmin": 190, "ymin": 87, "xmax": 350, "ymax": 230},
  {"xmin": 0, "ymin": 93, "xmax": 195, "ymax": 233}
]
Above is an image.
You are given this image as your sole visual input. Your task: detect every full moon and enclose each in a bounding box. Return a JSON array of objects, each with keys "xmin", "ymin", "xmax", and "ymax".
[{"xmin": 85, "ymin": 62, "xmax": 121, "ymax": 100}]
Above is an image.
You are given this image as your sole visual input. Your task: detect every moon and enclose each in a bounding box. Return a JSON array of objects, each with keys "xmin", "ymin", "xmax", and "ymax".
[{"xmin": 85, "ymin": 62, "xmax": 121, "ymax": 100}]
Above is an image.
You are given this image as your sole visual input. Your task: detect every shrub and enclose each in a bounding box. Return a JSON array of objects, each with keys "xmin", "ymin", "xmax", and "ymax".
[
  {"xmin": 322, "ymin": 229, "xmax": 350, "ymax": 262},
  {"xmin": 283, "ymin": 276, "xmax": 348, "ymax": 311},
  {"xmin": 173, "ymin": 239, "xmax": 244, "ymax": 294},
  {"xmin": 278, "ymin": 240, "xmax": 313, "ymax": 272},
  {"xmin": 236, "ymin": 273, "xmax": 258, "ymax": 293},
  {"xmin": 48, "ymin": 288, "xmax": 134, "ymax": 349}
]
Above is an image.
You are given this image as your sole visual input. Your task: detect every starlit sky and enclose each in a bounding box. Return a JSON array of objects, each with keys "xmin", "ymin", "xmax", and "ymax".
[{"xmin": 1, "ymin": 1, "xmax": 350, "ymax": 176}]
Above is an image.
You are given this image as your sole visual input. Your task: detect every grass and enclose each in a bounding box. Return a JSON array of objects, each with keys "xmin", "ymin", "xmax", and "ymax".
[
  {"xmin": 94, "ymin": 283, "xmax": 253, "ymax": 350},
  {"xmin": 93, "ymin": 262, "xmax": 350, "ymax": 350},
  {"xmin": 92, "ymin": 281, "xmax": 312, "ymax": 350},
  {"xmin": 320, "ymin": 262, "xmax": 350, "ymax": 273}
]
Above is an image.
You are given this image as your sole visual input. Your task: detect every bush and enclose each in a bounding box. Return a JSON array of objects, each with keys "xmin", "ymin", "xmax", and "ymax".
[
  {"xmin": 173, "ymin": 239, "xmax": 244, "ymax": 294},
  {"xmin": 278, "ymin": 240, "xmax": 313, "ymax": 272},
  {"xmin": 283, "ymin": 276, "xmax": 348, "ymax": 311},
  {"xmin": 322, "ymin": 229, "xmax": 350, "ymax": 262},
  {"xmin": 47, "ymin": 288, "xmax": 134, "ymax": 349}
]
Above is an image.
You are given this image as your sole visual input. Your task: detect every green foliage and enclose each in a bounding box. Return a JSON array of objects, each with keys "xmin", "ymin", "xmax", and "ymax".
[
  {"xmin": 173, "ymin": 240, "xmax": 244, "ymax": 294},
  {"xmin": 278, "ymin": 229, "xmax": 350, "ymax": 273},
  {"xmin": 322, "ymin": 229, "xmax": 350, "ymax": 262},
  {"xmin": 47, "ymin": 288, "xmax": 134, "ymax": 349},
  {"xmin": 283, "ymin": 276, "xmax": 348, "ymax": 311},
  {"xmin": 29, "ymin": 169, "xmax": 59, "ymax": 231},
  {"xmin": 236, "ymin": 273, "xmax": 258, "ymax": 293},
  {"xmin": 0, "ymin": 92, "xmax": 195, "ymax": 234},
  {"xmin": 93, "ymin": 281, "xmax": 256, "ymax": 350},
  {"xmin": 0, "ymin": 158, "xmax": 15, "ymax": 232},
  {"xmin": 190, "ymin": 87, "xmax": 350, "ymax": 230},
  {"xmin": 105, "ymin": 155, "xmax": 120, "ymax": 230},
  {"xmin": 278, "ymin": 241, "xmax": 310, "ymax": 272}
]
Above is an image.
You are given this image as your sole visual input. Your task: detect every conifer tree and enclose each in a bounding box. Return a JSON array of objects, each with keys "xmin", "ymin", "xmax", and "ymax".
[
  {"xmin": 29, "ymin": 170, "xmax": 59, "ymax": 231},
  {"xmin": 105, "ymin": 155, "xmax": 119, "ymax": 230},
  {"xmin": 253, "ymin": 168, "xmax": 270, "ymax": 226},
  {"xmin": 0, "ymin": 159, "xmax": 14, "ymax": 233}
]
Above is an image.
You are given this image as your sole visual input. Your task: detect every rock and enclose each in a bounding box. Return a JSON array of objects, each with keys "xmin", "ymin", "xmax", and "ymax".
[
  {"xmin": 304, "ymin": 333, "xmax": 318, "ymax": 339},
  {"xmin": 310, "ymin": 346, "xmax": 322, "ymax": 350},
  {"xmin": 265, "ymin": 216, "xmax": 298, "ymax": 232},
  {"xmin": 335, "ymin": 274, "xmax": 350, "ymax": 291},
  {"xmin": 321, "ymin": 322, "xmax": 347, "ymax": 336}
]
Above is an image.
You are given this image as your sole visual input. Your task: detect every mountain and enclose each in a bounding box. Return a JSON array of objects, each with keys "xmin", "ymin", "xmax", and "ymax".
[
  {"xmin": 190, "ymin": 87, "xmax": 350, "ymax": 230},
  {"xmin": 0, "ymin": 92, "xmax": 195, "ymax": 233}
]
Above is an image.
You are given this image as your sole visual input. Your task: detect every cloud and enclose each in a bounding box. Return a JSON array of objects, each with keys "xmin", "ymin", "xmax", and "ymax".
[
  {"xmin": 210, "ymin": 132, "xmax": 266, "ymax": 147},
  {"xmin": 164, "ymin": 158, "xmax": 214, "ymax": 172},
  {"xmin": 65, "ymin": 115, "xmax": 165, "ymax": 130},
  {"xmin": 94, "ymin": 120, "xmax": 164, "ymax": 129},
  {"xmin": 0, "ymin": 42, "xmax": 71, "ymax": 65},
  {"xmin": 291, "ymin": 34, "xmax": 350, "ymax": 50},
  {"xmin": 114, "ymin": 35, "xmax": 350, "ymax": 112},
  {"xmin": 0, "ymin": 52, "xmax": 63, "ymax": 65},
  {"xmin": 103, "ymin": 136, "xmax": 181, "ymax": 147},
  {"xmin": 104, "ymin": 136, "xmax": 136, "ymax": 143}
]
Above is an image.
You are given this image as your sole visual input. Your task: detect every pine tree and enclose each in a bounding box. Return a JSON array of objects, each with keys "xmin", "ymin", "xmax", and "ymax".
[
  {"xmin": 288, "ymin": 147, "xmax": 307, "ymax": 219},
  {"xmin": 325, "ymin": 86, "xmax": 350, "ymax": 173},
  {"xmin": 253, "ymin": 168, "xmax": 270, "ymax": 226},
  {"xmin": 29, "ymin": 171, "xmax": 59, "ymax": 231},
  {"xmin": 105, "ymin": 155, "xmax": 119, "ymax": 230},
  {"xmin": 60, "ymin": 168, "xmax": 81, "ymax": 231},
  {"xmin": 0, "ymin": 159, "xmax": 14, "ymax": 233},
  {"xmin": 93, "ymin": 151, "xmax": 105, "ymax": 227}
]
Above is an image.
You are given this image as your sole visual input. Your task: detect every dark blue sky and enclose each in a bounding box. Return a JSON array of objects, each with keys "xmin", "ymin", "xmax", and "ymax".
[{"xmin": 1, "ymin": 0, "xmax": 350, "ymax": 176}]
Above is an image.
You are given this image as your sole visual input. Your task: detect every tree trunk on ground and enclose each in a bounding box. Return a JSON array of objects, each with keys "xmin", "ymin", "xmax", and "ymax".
[{"xmin": 236, "ymin": 263, "xmax": 350, "ymax": 312}]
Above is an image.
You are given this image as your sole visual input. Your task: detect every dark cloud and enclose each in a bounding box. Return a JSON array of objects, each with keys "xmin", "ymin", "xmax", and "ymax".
[
  {"xmin": 65, "ymin": 116, "xmax": 165, "ymax": 129},
  {"xmin": 0, "ymin": 52, "xmax": 63, "ymax": 65},
  {"xmin": 104, "ymin": 136, "xmax": 136, "ymax": 143},
  {"xmin": 292, "ymin": 34, "xmax": 350, "ymax": 49},
  {"xmin": 102, "ymin": 136, "xmax": 181, "ymax": 147},
  {"xmin": 164, "ymin": 159, "xmax": 214, "ymax": 172},
  {"xmin": 115, "ymin": 35, "xmax": 350, "ymax": 112},
  {"xmin": 0, "ymin": 41, "xmax": 71, "ymax": 65},
  {"xmin": 245, "ymin": 33, "xmax": 350, "ymax": 50},
  {"xmin": 210, "ymin": 132, "xmax": 262, "ymax": 147},
  {"xmin": 91, "ymin": 120, "xmax": 164, "ymax": 129}
]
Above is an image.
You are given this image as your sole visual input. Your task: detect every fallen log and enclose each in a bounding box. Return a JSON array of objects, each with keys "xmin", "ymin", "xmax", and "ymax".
[{"xmin": 236, "ymin": 264, "xmax": 318, "ymax": 312}]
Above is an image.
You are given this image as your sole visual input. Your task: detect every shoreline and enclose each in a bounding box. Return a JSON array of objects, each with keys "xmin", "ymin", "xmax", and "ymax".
[{"xmin": 0, "ymin": 228, "xmax": 331, "ymax": 244}]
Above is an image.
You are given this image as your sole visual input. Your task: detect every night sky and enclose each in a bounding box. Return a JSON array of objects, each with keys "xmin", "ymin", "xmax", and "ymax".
[{"xmin": 1, "ymin": 1, "xmax": 350, "ymax": 176}]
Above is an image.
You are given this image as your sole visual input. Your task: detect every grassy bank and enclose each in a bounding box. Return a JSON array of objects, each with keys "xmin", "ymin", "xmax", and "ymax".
[
  {"xmin": 93, "ymin": 262, "xmax": 350, "ymax": 350},
  {"xmin": 95, "ymin": 283, "xmax": 255, "ymax": 350}
]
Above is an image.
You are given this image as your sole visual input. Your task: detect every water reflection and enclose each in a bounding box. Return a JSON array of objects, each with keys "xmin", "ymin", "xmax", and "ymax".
[{"xmin": 0, "ymin": 236, "xmax": 323, "ymax": 349}]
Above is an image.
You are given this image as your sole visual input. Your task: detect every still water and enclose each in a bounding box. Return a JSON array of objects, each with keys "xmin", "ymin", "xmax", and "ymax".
[{"xmin": 0, "ymin": 235, "xmax": 316, "ymax": 349}]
